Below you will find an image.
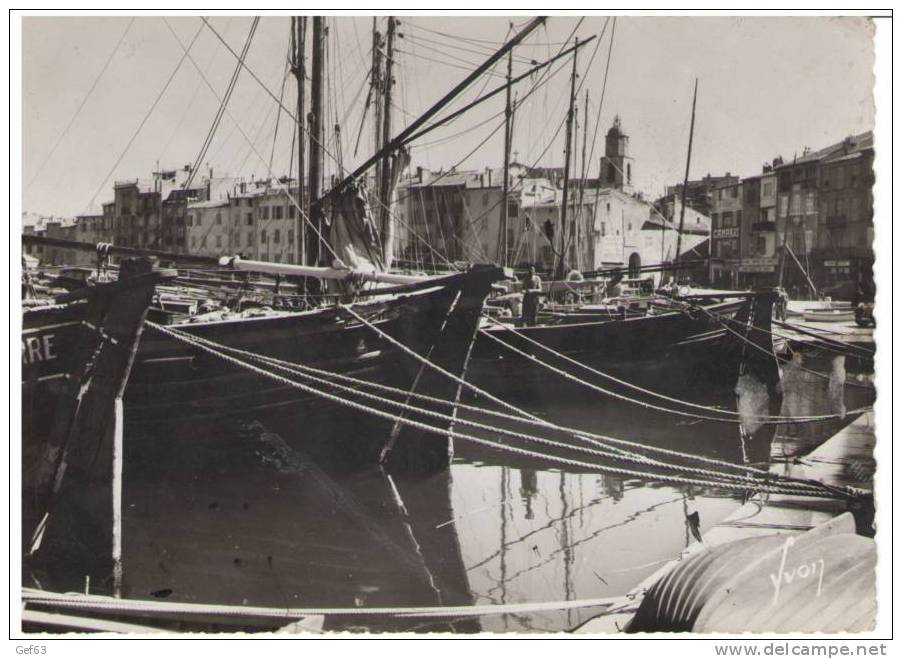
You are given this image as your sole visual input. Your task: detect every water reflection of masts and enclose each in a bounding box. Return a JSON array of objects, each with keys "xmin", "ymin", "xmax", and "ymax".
[
  {"xmin": 560, "ymin": 472, "xmax": 574, "ymax": 628},
  {"xmin": 467, "ymin": 481, "xmax": 643, "ymax": 573},
  {"xmin": 484, "ymin": 493, "xmax": 688, "ymax": 598},
  {"xmin": 500, "ymin": 466, "xmax": 509, "ymax": 630}
]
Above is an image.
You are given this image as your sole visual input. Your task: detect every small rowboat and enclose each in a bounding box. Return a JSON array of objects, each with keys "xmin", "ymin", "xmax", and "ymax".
[{"xmin": 803, "ymin": 308, "xmax": 855, "ymax": 323}]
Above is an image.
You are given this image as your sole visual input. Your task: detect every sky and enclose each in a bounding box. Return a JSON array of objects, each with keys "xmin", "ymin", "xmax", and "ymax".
[{"xmin": 20, "ymin": 14, "xmax": 875, "ymax": 218}]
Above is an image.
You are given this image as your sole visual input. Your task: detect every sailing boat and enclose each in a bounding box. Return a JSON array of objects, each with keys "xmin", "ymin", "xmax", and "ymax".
[
  {"xmin": 468, "ymin": 53, "xmax": 780, "ymax": 414},
  {"xmin": 117, "ymin": 17, "xmax": 551, "ymax": 472}
]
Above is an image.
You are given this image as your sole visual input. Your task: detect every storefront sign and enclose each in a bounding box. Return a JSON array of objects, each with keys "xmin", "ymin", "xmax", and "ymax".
[{"xmin": 713, "ymin": 227, "xmax": 740, "ymax": 239}]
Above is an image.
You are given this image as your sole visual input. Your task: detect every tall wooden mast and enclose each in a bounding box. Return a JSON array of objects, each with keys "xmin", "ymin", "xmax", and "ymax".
[
  {"xmin": 370, "ymin": 18, "xmax": 383, "ymax": 242},
  {"xmin": 307, "ymin": 16, "xmax": 325, "ymax": 265},
  {"xmin": 378, "ymin": 17, "xmax": 396, "ymax": 264},
  {"xmin": 674, "ymin": 78, "xmax": 698, "ymax": 282},
  {"xmin": 498, "ymin": 50, "xmax": 514, "ymax": 267},
  {"xmin": 556, "ymin": 37, "xmax": 579, "ymax": 279},
  {"xmin": 291, "ymin": 17, "xmax": 307, "ymax": 264},
  {"xmin": 577, "ymin": 90, "xmax": 589, "ymax": 272}
]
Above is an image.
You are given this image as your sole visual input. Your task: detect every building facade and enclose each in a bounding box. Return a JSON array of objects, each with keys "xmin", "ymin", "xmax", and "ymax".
[{"xmin": 708, "ymin": 180, "xmax": 743, "ymax": 287}]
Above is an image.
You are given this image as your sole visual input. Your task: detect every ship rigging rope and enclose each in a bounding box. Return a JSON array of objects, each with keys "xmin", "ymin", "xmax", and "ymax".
[
  {"xmin": 334, "ymin": 305, "xmax": 867, "ymax": 495},
  {"xmin": 141, "ymin": 322, "xmax": 778, "ymax": 480},
  {"xmin": 773, "ymin": 318, "xmax": 875, "ymax": 355},
  {"xmin": 26, "ymin": 17, "xmax": 136, "ymax": 191},
  {"xmin": 477, "ymin": 314, "xmax": 868, "ymax": 424},
  {"xmin": 744, "ymin": 316, "xmax": 873, "ymax": 360},
  {"xmin": 139, "ymin": 322, "xmax": 830, "ymax": 492},
  {"xmin": 183, "ymin": 18, "xmax": 259, "ymax": 192},
  {"xmin": 144, "ymin": 321, "xmax": 854, "ymax": 500},
  {"xmin": 704, "ymin": 309, "xmax": 875, "ymax": 392},
  {"xmin": 86, "ymin": 22, "xmax": 205, "ymax": 211}
]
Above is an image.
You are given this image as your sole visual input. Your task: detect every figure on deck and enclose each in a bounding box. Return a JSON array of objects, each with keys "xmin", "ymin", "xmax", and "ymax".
[{"xmin": 522, "ymin": 266, "xmax": 543, "ymax": 327}]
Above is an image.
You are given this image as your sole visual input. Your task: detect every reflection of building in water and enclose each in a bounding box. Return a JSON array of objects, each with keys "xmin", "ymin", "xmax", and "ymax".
[{"xmin": 519, "ymin": 468, "xmax": 538, "ymax": 520}]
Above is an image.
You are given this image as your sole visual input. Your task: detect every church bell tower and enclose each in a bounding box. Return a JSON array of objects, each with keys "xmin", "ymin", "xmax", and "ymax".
[{"xmin": 603, "ymin": 115, "xmax": 633, "ymax": 191}]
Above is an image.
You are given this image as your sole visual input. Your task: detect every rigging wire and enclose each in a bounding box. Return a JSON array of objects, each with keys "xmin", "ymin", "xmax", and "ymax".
[
  {"xmin": 27, "ymin": 17, "xmax": 135, "ymax": 191},
  {"xmin": 157, "ymin": 16, "xmax": 235, "ymax": 165},
  {"xmin": 200, "ymin": 17, "xmax": 344, "ymax": 176},
  {"xmin": 86, "ymin": 21, "xmax": 204, "ymax": 213},
  {"xmin": 184, "ymin": 17, "xmax": 259, "ymax": 191}
]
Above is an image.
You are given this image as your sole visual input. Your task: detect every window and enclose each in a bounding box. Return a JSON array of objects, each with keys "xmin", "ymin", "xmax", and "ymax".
[
  {"xmin": 763, "ymin": 182, "xmax": 775, "ymax": 198},
  {"xmin": 736, "ymin": 210, "xmax": 742, "ymax": 226},
  {"xmin": 187, "ymin": 215, "xmax": 193, "ymax": 227},
  {"xmin": 274, "ymin": 229, "xmax": 280, "ymax": 244},
  {"xmin": 711, "ymin": 212, "xmax": 719, "ymax": 228},
  {"xmin": 288, "ymin": 206, "xmax": 295, "ymax": 219},
  {"xmin": 805, "ymin": 191, "xmax": 816, "ymax": 215},
  {"xmin": 730, "ymin": 186, "xmax": 738, "ymax": 198},
  {"xmin": 608, "ymin": 163, "xmax": 616, "ymax": 182},
  {"xmin": 191, "ymin": 236, "xmax": 197, "ymax": 248},
  {"xmin": 274, "ymin": 206, "xmax": 283, "ymax": 220},
  {"xmin": 260, "ymin": 229, "xmax": 267, "ymax": 243},
  {"xmin": 482, "ymin": 193, "xmax": 489, "ymax": 207},
  {"xmin": 288, "ymin": 229, "xmax": 294, "ymax": 246},
  {"xmin": 215, "ymin": 213, "xmax": 222, "ymax": 225},
  {"xmin": 246, "ymin": 213, "xmax": 253, "ymax": 226},
  {"xmin": 606, "ymin": 203, "xmax": 611, "ymax": 213},
  {"xmin": 507, "ymin": 202, "xmax": 518, "ymax": 218},
  {"xmin": 274, "ymin": 254, "xmax": 281, "ymax": 263},
  {"xmin": 627, "ymin": 163, "xmax": 632, "ymax": 184},
  {"xmin": 215, "ymin": 235, "xmax": 222, "ymax": 248},
  {"xmin": 247, "ymin": 232, "xmax": 253, "ymax": 247},
  {"xmin": 201, "ymin": 236, "xmax": 207, "ymax": 248}
]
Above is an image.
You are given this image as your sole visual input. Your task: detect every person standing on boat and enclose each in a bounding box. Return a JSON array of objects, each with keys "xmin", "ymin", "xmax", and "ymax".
[{"xmin": 522, "ymin": 266, "xmax": 543, "ymax": 327}]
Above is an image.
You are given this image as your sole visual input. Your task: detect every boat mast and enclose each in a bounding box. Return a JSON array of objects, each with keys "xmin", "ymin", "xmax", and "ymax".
[
  {"xmin": 674, "ymin": 78, "xmax": 698, "ymax": 283},
  {"xmin": 371, "ymin": 18, "xmax": 384, "ymax": 243},
  {"xmin": 291, "ymin": 17, "xmax": 307, "ymax": 265},
  {"xmin": 320, "ymin": 17, "xmax": 546, "ymax": 205},
  {"xmin": 498, "ymin": 50, "xmax": 514, "ymax": 267},
  {"xmin": 307, "ymin": 16, "xmax": 325, "ymax": 265},
  {"xmin": 379, "ymin": 16, "xmax": 396, "ymax": 264},
  {"xmin": 556, "ymin": 37, "xmax": 579, "ymax": 280},
  {"xmin": 577, "ymin": 90, "xmax": 589, "ymax": 272}
]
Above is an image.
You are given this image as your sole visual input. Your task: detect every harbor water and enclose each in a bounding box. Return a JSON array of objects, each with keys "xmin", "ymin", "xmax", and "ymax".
[{"xmin": 66, "ymin": 347, "xmax": 872, "ymax": 633}]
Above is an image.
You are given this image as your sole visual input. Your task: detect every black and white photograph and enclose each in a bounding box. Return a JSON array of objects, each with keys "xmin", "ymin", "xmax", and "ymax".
[{"xmin": 10, "ymin": 5, "xmax": 894, "ymax": 646}]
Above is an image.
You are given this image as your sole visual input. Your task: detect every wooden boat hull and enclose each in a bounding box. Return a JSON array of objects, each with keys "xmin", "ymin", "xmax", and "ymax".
[
  {"xmin": 802, "ymin": 310, "xmax": 855, "ymax": 323},
  {"xmin": 22, "ymin": 260, "xmax": 162, "ymax": 591},
  {"xmin": 125, "ymin": 266, "xmax": 504, "ymax": 472},
  {"xmin": 469, "ymin": 298, "xmax": 753, "ymax": 402}
]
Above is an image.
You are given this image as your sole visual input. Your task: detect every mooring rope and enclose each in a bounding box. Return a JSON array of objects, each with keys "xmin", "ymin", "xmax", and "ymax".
[
  {"xmin": 145, "ymin": 322, "xmax": 861, "ymax": 500},
  {"xmin": 707, "ymin": 309, "xmax": 876, "ymax": 393},
  {"xmin": 170, "ymin": 330, "xmax": 783, "ymax": 480},
  {"xmin": 773, "ymin": 318, "xmax": 875, "ymax": 356},
  {"xmin": 153, "ymin": 327, "xmax": 832, "ymax": 491},
  {"xmin": 478, "ymin": 315, "xmax": 869, "ymax": 424}
]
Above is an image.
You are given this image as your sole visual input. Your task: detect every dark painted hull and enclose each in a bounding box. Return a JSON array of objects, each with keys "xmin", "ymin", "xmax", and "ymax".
[
  {"xmin": 469, "ymin": 298, "xmax": 752, "ymax": 403},
  {"xmin": 125, "ymin": 266, "xmax": 504, "ymax": 472},
  {"xmin": 22, "ymin": 261, "xmax": 161, "ymax": 590}
]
